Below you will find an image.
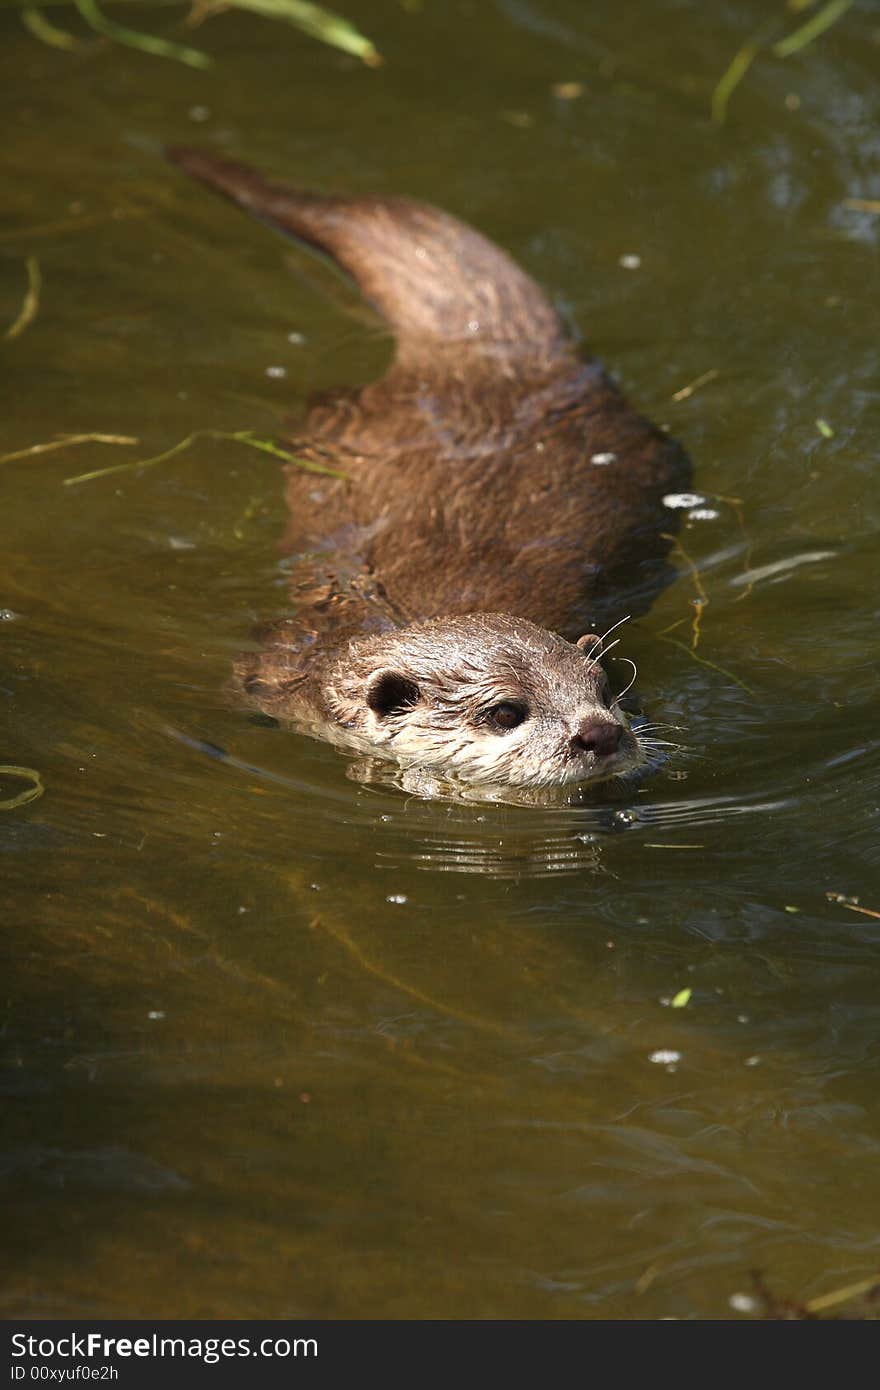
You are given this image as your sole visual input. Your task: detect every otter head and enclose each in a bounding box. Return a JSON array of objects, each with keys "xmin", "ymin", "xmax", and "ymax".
[{"xmin": 322, "ymin": 613, "xmax": 643, "ymax": 789}]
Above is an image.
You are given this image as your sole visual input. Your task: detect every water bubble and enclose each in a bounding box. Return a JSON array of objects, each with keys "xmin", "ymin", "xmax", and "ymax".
[
  {"xmin": 730, "ymin": 1293, "xmax": 759, "ymax": 1313},
  {"xmin": 663, "ymin": 492, "xmax": 706, "ymax": 510}
]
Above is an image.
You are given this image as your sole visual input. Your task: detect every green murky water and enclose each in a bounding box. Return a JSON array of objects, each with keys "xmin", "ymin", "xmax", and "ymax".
[{"xmin": 2, "ymin": 0, "xmax": 879, "ymax": 1319}]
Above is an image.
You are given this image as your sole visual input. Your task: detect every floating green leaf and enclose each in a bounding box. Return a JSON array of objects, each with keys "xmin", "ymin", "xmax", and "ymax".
[
  {"xmin": 671, "ymin": 988, "xmax": 692, "ymax": 1009},
  {"xmin": 815, "ymin": 418, "xmax": 834, "ymax": 438}
]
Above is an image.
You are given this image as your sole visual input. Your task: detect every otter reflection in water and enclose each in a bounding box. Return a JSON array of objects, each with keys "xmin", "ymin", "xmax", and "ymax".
[{"xmin": 169, "ymin": 149, "xmax": 690, "ymax": 799}]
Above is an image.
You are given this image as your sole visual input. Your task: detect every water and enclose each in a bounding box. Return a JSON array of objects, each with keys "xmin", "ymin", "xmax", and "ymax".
[{"xmin": 2, "ymin": 0, "xmax": 879, "ymax": 1319}]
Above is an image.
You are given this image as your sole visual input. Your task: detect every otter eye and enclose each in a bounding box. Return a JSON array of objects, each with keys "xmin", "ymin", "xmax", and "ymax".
[
  {"xmin": 366, "ymin": 670, "xmax": 420, "ymax": 717},
  {"xmin": 487, "ymin": 701, "xmax": 528, "ymax": 731}
]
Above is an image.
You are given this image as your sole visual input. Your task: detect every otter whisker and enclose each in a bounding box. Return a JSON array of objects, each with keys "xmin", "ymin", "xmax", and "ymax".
[
  {"xmin": 631, "ymin": 728, "xmax": 686, "ymax": 739},
  {"xmin": 596, "ymin": 613, "xmax": 632, "ymax": 647},
  {"xmin": 591, "ymin": 636, "xmax": 623, "ymax": 665},
  {"xmin": 638, "ymin": 739, "xmax": 698, "ymax": 759},
  {"xmin": 612, "ymin": 656, "xmax": 638, "ymax": 703},
  {"xmin": 582, "ymin": 614, "xmax": 631, "ymax": 668}
]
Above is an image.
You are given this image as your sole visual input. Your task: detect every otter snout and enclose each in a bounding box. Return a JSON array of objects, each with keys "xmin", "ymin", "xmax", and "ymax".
[{"xmin": 571, "ymin": 718, "xmax": 623, "ymax": 759}]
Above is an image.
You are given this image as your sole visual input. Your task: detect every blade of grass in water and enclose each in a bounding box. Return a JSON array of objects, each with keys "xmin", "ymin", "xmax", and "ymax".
[
  {"xmin": 73, "ymin": 0, "xmax": 213, "ymax": 66},
  {"xmin": 657, "ymin": 635, "xmax": 755, "ymax": 695},
  {"xmin": 9, "ymin": 0, "xmax": 381, "ymax": 69},
  {"xmin": 0, "ymin": 766, "xmax": 45, "ymax": 811},
  {"xmin": 0, "ymin": 434, "xmax": 137, "ymax": 466},
  {"xmin": 20, "ymin": 5, "xmax": 82, "ymax": 48},
  {"xmin": 773, "ymin": 0, "xmax": 854, "ymax": 58},
  {"xmin": 5, "ymin": 256, "xmax": 42, "ymax": 341},
  {"xmin": 224, "ymin": 0, "xmax": 382, "ymax": 66},
  {"xmin": 711, "ymin": 16, "xmax": 780, "ymax": 124},
  {"xmin": 713, "ymin": 0, "xmax": 855, "ymax": 123},
  {"xmin": 63, "ymin": 429, "xmax": 346, "ymax": 485}
]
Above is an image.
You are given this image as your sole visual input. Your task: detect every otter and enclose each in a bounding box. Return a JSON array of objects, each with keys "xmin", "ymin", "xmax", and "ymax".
[{"xmin": 168, "ymin": 149, "xmax": 690, "ymax": 797}]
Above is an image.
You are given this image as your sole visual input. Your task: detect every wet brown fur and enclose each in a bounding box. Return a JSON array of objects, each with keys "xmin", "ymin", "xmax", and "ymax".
[{"xmin": 168, "ymin": 149, "xmax": 690, "ymax": 776}]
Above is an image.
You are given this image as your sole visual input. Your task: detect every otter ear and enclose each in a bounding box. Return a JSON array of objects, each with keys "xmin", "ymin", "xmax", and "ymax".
[
  {"xmin": 576, "ymin": 633, "xmax": 601, "ymax": 655},
  {"xmin": 366, "ymin": 670, "xmax": 421, "ymax": 717}
]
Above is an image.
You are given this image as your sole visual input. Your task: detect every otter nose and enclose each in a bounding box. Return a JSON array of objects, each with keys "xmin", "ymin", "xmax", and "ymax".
[{"xmin": 572, "ymin": 718, "xmax": 623, "ymax": 758}]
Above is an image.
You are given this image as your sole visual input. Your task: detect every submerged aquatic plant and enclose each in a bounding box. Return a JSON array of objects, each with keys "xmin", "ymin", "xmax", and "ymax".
[
  {"xmin": 8, "ymin": 0, "xmax": 381, "ymax": 69},
  {"xmin": 712, "ymin": 0, "xmax": 855, "ymax": 124},
  {"xmin": 4, "ymin": 256, "xmax": 41, "ymax": 341}
]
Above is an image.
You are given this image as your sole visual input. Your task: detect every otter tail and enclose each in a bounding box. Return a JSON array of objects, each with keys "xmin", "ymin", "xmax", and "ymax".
[{"xmin": 167, "ymin": 147, "xmax": 569, "ymax": 366}]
